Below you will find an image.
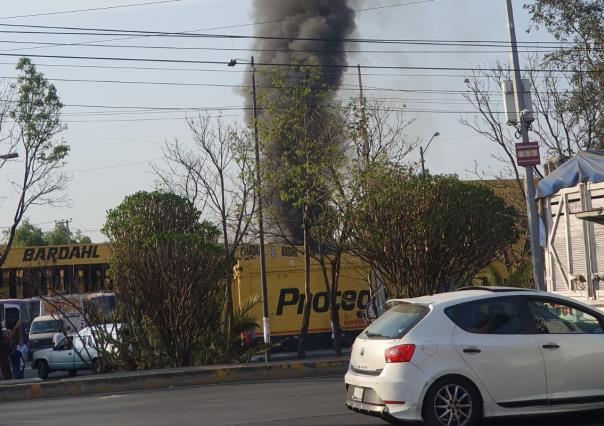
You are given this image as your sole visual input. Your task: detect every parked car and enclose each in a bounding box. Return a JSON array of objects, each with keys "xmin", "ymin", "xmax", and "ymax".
[
  {"xmin": 28, "ymin": 314, "xmax": 74, "ymax": 360},
  {"xmin": 32, "ymin": 334, "xmax": 101, "ymax": 379},
  {"xmin": 345, "ymin": 287, "xmax": 604, "ymax": 426}
]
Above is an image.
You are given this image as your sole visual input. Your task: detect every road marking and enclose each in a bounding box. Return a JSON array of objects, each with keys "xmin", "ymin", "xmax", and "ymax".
[{"xmin": 99, "ymin": 394, "xmax": 129, "ymax": 400}]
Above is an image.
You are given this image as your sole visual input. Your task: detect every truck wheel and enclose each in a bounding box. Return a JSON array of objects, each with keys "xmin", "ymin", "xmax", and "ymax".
[
  {"xmin": 68, "ymin": 370, "xmax": 77, "ymax": 377},
  {"xmin": 37, "ymin": 360, "xmax": 49, "ymax": 380}
]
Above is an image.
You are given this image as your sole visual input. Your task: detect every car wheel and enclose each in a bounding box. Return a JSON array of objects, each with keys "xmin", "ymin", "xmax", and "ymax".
[
  {"xmin": 37, "ymin": 360, "xmax": 49, "ymax": 380},
  {"xmin": 422, "ymin": 376, "xmax": 482, "ymax": 426},
  {"xmin": 68, "ymin": 370, "xmax": 77, "ymax": 377},
  {"xmin": 92, "ymin": 358, "xmax": 103, "ymax": 374}
]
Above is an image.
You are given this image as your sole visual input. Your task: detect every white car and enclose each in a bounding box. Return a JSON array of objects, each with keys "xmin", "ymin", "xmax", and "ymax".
[{"xmin": 345, "ymin": 287, "xmax": 604, "ymax": 426}]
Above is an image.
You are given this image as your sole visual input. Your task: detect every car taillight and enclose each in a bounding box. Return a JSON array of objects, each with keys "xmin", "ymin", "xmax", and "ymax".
[{"xmin": 384, "ymin": 344, "xmax": 415, "ymax": 363}]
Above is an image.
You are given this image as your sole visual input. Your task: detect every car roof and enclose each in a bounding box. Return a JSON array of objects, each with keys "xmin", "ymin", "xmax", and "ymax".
[
  {"xmin": 388, "ymin": 287, "xmax": 543, "ymax": 308},
  {"xmin": 32, "ymin": 314, "xmax": 62, "ymax": 322}
]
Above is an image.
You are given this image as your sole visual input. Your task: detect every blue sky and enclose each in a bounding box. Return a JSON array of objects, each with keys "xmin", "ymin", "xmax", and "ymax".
[{"xmin": 0, "ymin": 0, "xmax": 546, "ymax": 241}]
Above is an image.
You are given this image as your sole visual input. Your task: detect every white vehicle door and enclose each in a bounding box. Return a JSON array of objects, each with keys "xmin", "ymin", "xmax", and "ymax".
[
  {"xmin": 525, "ymin": 297, "xmax": 604, "ymax": 404},
  {"xmin": 49, "ymin": 336, "xmax": 75, "ymax": 370},
  {"xmin": 449, "ymin": 296, "xmax": 548, "ymax": 407}
]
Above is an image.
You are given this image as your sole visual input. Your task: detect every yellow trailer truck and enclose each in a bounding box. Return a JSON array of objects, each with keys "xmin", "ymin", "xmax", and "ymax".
[{"xmin": 234, "ymin": 244, "xmax": 370, "ymax": 349}]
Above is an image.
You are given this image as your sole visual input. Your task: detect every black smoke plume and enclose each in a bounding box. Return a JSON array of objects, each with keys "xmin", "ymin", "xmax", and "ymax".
[{"xmin": 246, "ymin": 0, "xmax": 356, "ymax": 245}]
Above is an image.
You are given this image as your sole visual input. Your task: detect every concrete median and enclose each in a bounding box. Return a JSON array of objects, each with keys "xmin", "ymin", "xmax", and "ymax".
[{"xmin": 0, "ymin": 357, "xmax": 350, "ymax": 403}]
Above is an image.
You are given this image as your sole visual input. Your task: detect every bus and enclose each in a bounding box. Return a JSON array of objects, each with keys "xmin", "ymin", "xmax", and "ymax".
[{"xmin": 39, "ymin": 292, "xmax": 116, "ymax": 331}]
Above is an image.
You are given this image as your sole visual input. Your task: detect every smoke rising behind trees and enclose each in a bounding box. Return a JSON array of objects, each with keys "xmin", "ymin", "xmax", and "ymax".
[{"xmin": 245, "ymin": 0, "xmax": 356, "ymax": 244}]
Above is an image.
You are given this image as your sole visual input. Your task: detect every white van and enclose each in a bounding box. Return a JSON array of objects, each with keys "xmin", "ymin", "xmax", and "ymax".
[{"xmin": 28, "ymin": 314, "xmax": 74, "ymax": 357}]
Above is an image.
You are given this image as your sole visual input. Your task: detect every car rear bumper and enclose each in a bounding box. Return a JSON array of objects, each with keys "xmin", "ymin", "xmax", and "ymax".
[{"xmin": 344, "ymin": 363, "xmax": 428, "ymax": 422}]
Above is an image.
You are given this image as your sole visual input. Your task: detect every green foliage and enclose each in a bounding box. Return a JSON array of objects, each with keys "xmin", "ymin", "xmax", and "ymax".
[
  {"xmin": 351, "ymin": 166, "xmax": 518, "ymax": 298},
  {"xmin": 103, "ymin": 190, "xmax": 227, "ymax": 368},
  {"xmin": 228, "ymin": 295, "xmax": 265, "ymax": 363},
  {"xmin": 11, "ymin": 219, "xmax": 45, "ymax": 246},
  {"xmin": 103, "ymin": 191, "xmax": 219, "ymax": 244},
  {"xmin": 257, "ymin": 65, "xmax": 348, "ymax": 243},
  {"xmin": 12, "ymin": 58, "xmax": 68, "ymax": 160},
  {"xmin": 482, "ymin": 259, "xmax": 534, "ymax": 288},
  {"xmin": 526, "ymin": 0, "xmax": 604, "ymax": 148},
  {"xmin": 0, "ymin": 58, "xmax": 69, "ymax": 270},
  {"xmin": 7, "ymin": 220, "xmax": 92, "ymax": 246}
]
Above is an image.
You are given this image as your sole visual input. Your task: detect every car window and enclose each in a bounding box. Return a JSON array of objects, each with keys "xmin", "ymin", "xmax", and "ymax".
[
  {"xmin": 56, "ymin": 336, "xmax": 73, "ymax": 350},
  {"xmin": 362, "ymin": 303, "xmax": 429, "ymax": 339},
  {"xmin": 527, "ymin": 299, "xmax": 603, "ymax": 334},
  {"xmin": 31, "ymin": 320, "xmax": 63, "ymax": 334},
  {"xmin": 446, "ymin": 298, "xmax": 526, "ymax": 334}
]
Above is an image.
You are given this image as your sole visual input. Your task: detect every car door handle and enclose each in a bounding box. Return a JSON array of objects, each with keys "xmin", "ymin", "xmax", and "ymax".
[
  {"xmin": 542, "ymin": 344, "xmax": 560, "ymax": 350},
  {"xmin": 463, "ymin": 347, "xmax": 481, "ymax": 354}
]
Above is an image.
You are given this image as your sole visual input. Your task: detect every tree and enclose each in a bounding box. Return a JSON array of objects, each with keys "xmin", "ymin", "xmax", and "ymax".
[
  {"xmin": 257, "ymin": 65, "xmax": 347, "ymax": 358},
  {"xmin": 5, "ymin": 220, "xmax": 92, "ymax": 246},
  {"xmin": 45, "ymin": 222, "xmax": 91, "ymax": 245},
  {"xmin": 103, "ymin": 191, "xmax": 227, "ymax": 368},
  {"xmin": 526, "ymin": 0, "xmax": 604, "ymax": 147},
  {"xmin": 350, "ymin": 167, "xmax": 517, "ymax": 298},
  {"xmin": 153, "ymin": 114, "xmax": 255, "ymax": 344},
  {"xmin": 0, "ymin": 58, "xmax": 68, "ymax": 381},
  {"xmin": 10, "ymin": 219, "xmax": 45, "ymax": 246},
  {"xmin": 0, "ymin": 58, "xmax": 69, "ymax": 270}
]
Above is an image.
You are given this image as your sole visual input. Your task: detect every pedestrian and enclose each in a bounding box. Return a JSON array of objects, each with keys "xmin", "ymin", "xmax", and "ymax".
[
  {"xmin": 8, "ymin": 345, "xmax": 23, "ymax": 380},
  {"xmin": 16, "ymin": 342, "xmax": 28, "ymax": 379}
]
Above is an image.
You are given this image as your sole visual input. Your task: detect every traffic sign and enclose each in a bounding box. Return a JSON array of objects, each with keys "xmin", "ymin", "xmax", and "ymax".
[{"xmin": 516, "ymin": 142, "xmax": 540, "ymax": 166}]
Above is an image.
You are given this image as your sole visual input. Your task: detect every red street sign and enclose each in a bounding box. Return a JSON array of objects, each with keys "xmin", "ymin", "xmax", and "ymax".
[{"xmin": 516, "ymin": 142, "xmax": 541, "ymax": 166}]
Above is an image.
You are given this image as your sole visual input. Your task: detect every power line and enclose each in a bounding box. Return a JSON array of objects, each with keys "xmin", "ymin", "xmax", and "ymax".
[
  {"xmin": 0, "ymin": 60, "xmax": 555, "ymax": 81},
  {"xmin": 66, "ymin": 158, "xmax": 159, "ymax": 173},
  {"xmin": 0, "ymin": 0, "xmax": 437, "ymax": 55},
  {"xmin": 0, "ymin": 38, "xmax": 565, "ymax": 55},
  {"xmin": 0, "ymin": 51, "xmax": 591, "ymax": 74},
  {"xmin": 0, "ymin": 22, "xmax": 576, "ymax": 48},
  {"xmin": 1, "ymin": 75, "xmax": 493, "ymax": 94},
  {"xmin": 0, "ymin": 0, "xmax": 182, "ymax": 20}
]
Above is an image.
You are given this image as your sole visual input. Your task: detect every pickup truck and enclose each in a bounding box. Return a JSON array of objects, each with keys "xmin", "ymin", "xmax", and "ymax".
[{"xmin": 32, "ymin": 334, "xmax": 101, "ymax": 379}]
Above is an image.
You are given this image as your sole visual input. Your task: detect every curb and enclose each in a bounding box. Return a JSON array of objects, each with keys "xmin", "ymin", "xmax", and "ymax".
[{"xmin": 0, "ymin": 357, "xmax": 349, "ymax": 403}]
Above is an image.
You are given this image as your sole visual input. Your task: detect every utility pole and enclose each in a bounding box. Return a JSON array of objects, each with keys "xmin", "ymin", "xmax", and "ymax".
[
  {"xmin": 357, "ymin": 65, "xmax": 370, "ymax": 165},
  {"xmin": 56, "ymin": 218, "xmax": 72, "ymax": 234},
  {"xmin": 251, "ymin": 55, "xmax": 271, "ymax": 361},
  {"xmin": 504, "ymin": 0, "xmax": 545, "ymax": 291}
]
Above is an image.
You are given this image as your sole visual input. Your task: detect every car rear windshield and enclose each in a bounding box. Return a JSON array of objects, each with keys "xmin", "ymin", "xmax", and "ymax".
[
  {"xmin": 362, "ymin": 303, "xmax": 429, "ymax": 339},
  {"xmin": 30, "ymin": 320, "xmax": 63, "ymax": 334}
]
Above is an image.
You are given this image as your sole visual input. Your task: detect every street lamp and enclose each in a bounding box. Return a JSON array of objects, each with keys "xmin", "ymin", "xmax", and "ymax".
[
  {"xmin": 228, "ymin": 56, "xmax": 271, "ymax": 362},
  {"xmin": 420, "ymin": 131, "xmax": 440, "ymax": 175},
  {"xmin": 0, "ymin": 152, "xmax": 18, "ymax": 160}
]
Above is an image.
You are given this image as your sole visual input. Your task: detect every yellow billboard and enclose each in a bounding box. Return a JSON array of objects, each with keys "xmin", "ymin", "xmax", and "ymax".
[{"xmin": 1, "ymin": 243, "xmax": 112, "ymax": 269}]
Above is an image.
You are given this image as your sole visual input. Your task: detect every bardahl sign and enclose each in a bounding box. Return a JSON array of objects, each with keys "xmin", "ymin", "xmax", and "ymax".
[{"xmin": 22, "ymin": 245, "xmax": 101, "ymax": 262}]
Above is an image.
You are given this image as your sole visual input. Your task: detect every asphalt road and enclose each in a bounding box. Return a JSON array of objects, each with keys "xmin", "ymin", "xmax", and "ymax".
[{"xmin": 0, "ymin": 376, "xmax": 602, "ymax": 425}]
